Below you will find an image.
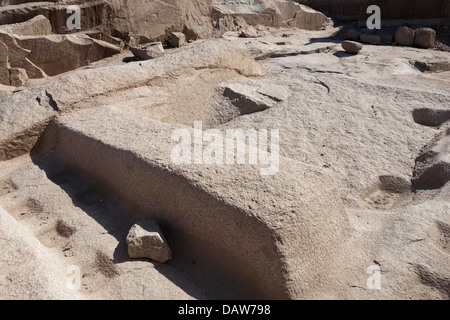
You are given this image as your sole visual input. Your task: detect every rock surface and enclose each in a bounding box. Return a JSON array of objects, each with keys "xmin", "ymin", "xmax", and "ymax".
[
  {"xmin": 0, "ymin": 1, "xmax": 449, "ymax": 301},
  {"xmin": 126, "ymin": 221, "xmax": 172, "ymax": 263}
]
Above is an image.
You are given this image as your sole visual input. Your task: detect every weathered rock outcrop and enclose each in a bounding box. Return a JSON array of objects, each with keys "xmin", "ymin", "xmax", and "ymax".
[
  {"xmin": 0, "ymin": 1, "xmax": 331, "ymax": 45},
  {"xmin": 36, "ymin": 105, "xmax": 350, "ymax": 299},
  {"xmin": 16, "ymin": 33, "xmax": 121, "ymax": 76},
  {"xmin": 0, "ymin": 40, "xmax": 266, "ymax": 161}
]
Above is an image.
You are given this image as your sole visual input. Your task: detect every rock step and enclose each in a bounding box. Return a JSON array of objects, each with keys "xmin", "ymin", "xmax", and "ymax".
[{"xmin": 35, "ymin": 106, "xmax": 350, "ymax": 299}]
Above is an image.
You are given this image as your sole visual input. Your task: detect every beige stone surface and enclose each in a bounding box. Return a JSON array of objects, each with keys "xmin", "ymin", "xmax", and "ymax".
[{"xmin": 0, "ymin": 2, "xmax": 449, "ymax": 301}]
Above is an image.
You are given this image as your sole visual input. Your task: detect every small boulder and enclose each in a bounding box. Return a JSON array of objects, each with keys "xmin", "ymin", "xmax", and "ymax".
[
  {"xmin": 9, "ymin": 67, "xmax": 28, "ymax": 86},
  {"xmin": 360, "ymin": 34, "xmax": 382, "ymax": 45},
  {"xmin": 341, "ymin": 40, "xmax": 363, "ymax": 54},
  {"xmin": 414, "ymin": 28, "xmax": 436, "ymax": 49},
  {"xmin": 395, "ymin": 26, "xmax": 415, "ymax": 46},
  {"xmin": 130, "ymin": 42, "xmax": 165, "ymax": 60},
  {"xmin": 346, "ymin": 29, "xmax": 360, "ymax": 41},
  {"xmin": 126, "ymin": 220, "xmax": 172, "ymax": 263},
  {"xmin": 170, "ymin": 32, "xmax": 186, "ymax": 48}
]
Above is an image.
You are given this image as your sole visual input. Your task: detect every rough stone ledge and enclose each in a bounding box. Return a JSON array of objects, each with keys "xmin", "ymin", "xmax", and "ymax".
[{"xmin": 35, "ymin": 106, "xmax": 350, "ymax": 299}]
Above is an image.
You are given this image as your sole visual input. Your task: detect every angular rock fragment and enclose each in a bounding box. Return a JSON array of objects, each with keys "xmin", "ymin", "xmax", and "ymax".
[
  {"xmin": 126, "ymin": 221, "xmax": 172, "ymax": 263},
  {"xmin": 170, "ymin": 32, "xmax": 186, "ymax": 48},
  {"xmin": 130, "ymin": 42, "xmax": 165, "ymax": 60},
  {"xmin": 341, "ymin": 40, "xmax": 363, "ymax": 54}
]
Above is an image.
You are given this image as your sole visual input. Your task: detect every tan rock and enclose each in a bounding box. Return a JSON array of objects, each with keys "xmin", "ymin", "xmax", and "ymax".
[
  {"xmin": 126, "ymin": 221, "xmax": 172, "ymax": 263},
  {"xmin": 17, "ymin": 34, "xmax": 121, "ymax": 76}
]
